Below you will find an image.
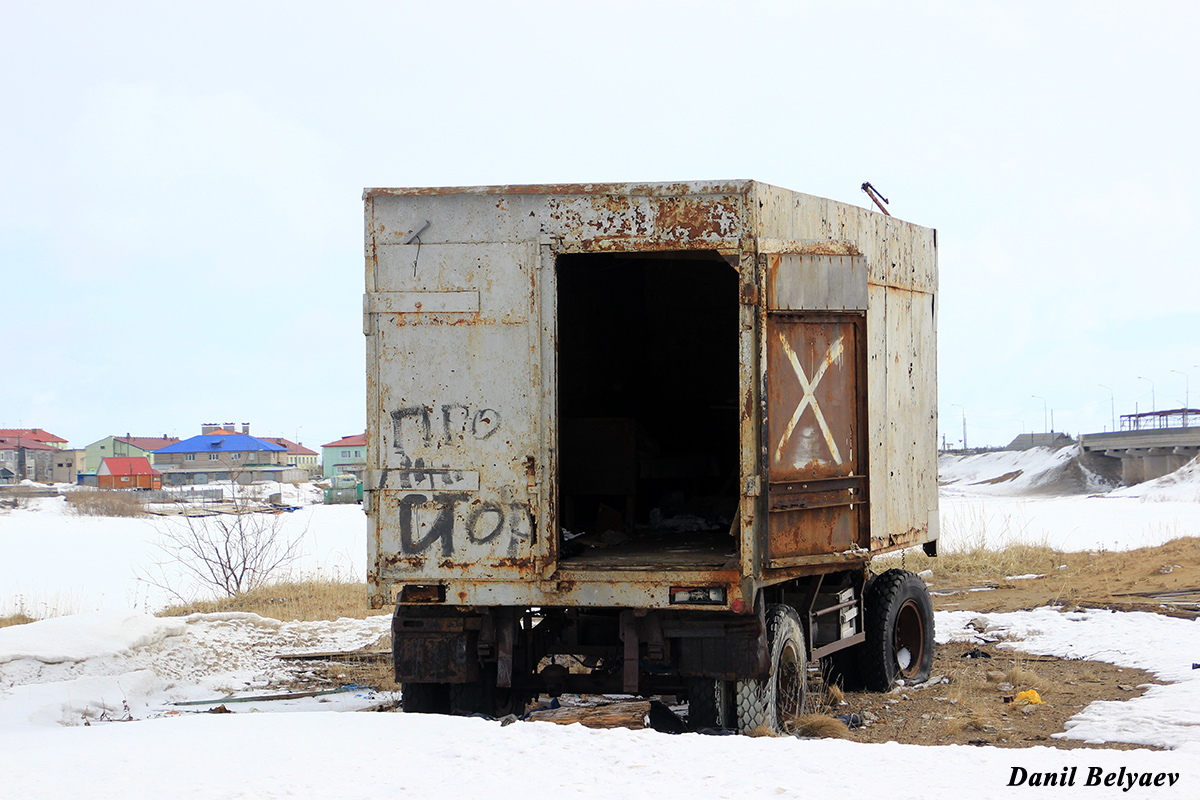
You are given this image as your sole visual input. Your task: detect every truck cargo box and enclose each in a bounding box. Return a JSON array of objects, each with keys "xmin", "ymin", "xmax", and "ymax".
[{"xmin": 363, "ymin": 180, "xmax": 937, "ymax": 614}]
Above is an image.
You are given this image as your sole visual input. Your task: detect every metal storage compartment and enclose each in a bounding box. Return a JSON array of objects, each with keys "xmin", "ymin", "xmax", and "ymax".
[{"xmin": 362, "ymin": 180, "xmax": 938, "ymax": 614}]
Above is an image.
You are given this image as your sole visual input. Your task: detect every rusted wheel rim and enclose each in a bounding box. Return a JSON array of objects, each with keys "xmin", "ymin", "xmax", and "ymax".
[{"xmin": 894, "ymin": 598, "xmax": 927, "ymax": 679}]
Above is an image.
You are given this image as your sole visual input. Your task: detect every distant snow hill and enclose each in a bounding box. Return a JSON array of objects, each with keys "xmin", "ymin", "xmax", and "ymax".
[{"xmin": 938, "ymin": 444, "xmax": 1126, "ymax": 497}]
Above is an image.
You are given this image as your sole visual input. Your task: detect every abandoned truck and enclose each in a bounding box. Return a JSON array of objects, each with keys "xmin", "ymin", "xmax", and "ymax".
[{"xmin": 363, "ymin": 180, "xmax": 939, "ymax": 734}]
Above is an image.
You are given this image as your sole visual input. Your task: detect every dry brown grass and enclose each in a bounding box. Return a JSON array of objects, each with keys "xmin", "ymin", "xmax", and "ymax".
[
  {"xmin": 1004, "ymin": 665, "xmax": 1045, "ymax": 690},
  {"xmin": 943, "ymin": 706, "xmax": 997, "ymax": 735},
  {"xmin": 744, "ymin": 724, "xmax": 784, "ymax": 738},
  {"xmin": 157, "ymin": 579, "xmax": 373, "ymax": 621},
  {"xmin": 789, "ymin": 714, "xmax": 852, "ymax": 739},
  {"xmin": 64, "ymin": 490, "xmax": 147, "ymax": 518},
  {"xmin": 876, "ymin": 542, "xmax": 1064, "ymax": 586},
  {"xmin": 0, "ymin": 613, "xmax": 37, "ymax": 629}
]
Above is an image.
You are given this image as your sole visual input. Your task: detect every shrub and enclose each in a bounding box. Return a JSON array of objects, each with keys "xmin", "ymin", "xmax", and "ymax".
[{"xmin": 64, "ymin": 490, "xmax": 147, "ymax": 518}]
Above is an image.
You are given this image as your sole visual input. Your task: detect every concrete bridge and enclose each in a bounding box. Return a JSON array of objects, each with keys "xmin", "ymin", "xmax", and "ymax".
[{"xmin": 1080, "ymin": 409, "xmax": 1200, "ymax": 484}]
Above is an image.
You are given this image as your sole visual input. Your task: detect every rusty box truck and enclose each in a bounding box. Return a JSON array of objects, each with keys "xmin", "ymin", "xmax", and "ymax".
[{"xmin": 363, "ymin": 180, "xmax": 938, "ymax": 734}]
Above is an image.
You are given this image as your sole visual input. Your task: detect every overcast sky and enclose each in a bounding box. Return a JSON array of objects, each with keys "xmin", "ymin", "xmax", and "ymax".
[{"xmin": 2, "ymin": 1, "xmax": 1197, "ymax": 452}]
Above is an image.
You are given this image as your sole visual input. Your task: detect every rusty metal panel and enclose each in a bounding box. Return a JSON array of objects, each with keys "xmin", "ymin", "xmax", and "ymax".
[
  {"xmin": 764, "ymin": 316, "xmax": 866, "ymax": 566},
  {"xmin": 874, "ymin": 286, "xmax": 939, "ymax": 552},
  {"xmin": 367, "ymin": 238, "xmax": 545, "ymax": 589},
  {"xmin": 766, "ymin": 253, "xmax": 868, "ymax": 311},
  {"xmin": 366, "ymin": 183, "xmax": 750, "ymax": 253},
  {"xmin": 752, "ymin": 184, "xmax": 938, "ymax": 557},
  {"xmin": 365, "ymin": 181, "xmax": 936, "ymax": 608}
]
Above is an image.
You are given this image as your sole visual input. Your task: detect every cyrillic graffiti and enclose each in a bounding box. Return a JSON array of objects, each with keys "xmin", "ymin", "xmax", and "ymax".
[
  {"xmin": 390, "ymin": 404, "xmax": 501, "ymax": 467},
  {"xmin": 396, "ymin": 489, "xmax": 532, "ymax": 558}
]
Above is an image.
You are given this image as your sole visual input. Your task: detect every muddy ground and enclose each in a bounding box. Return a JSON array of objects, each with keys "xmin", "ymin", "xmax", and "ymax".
[
  {"xmin": 829, "ymin": 536, "xmax": 1198, "ymax": 749},
  {"xmin": 832, "ymin": 639, "xmax": 1162, "ymax": 750}
]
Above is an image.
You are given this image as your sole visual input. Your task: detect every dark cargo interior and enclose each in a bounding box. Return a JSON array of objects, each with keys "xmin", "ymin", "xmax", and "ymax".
[{"xmin": 556, "ymin": 250, "xmax": 740, "ymax": 568}]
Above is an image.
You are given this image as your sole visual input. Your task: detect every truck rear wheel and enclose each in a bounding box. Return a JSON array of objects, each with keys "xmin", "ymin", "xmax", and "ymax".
[
  {"xmin": 862, "ymin": 569, "xmax": 934, "ymax": 691},
  {"xmin": 734, "ymin": 604, "xmax": 807, "ymax": 735}
]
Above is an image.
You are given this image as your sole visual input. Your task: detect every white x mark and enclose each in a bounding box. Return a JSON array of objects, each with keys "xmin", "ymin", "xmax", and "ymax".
[{"xmin": 774, "ymin": 331, "xmax": 845, "ymax": 466}]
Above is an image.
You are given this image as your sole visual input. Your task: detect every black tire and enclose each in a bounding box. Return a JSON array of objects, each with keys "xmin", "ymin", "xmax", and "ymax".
[
  {"xmin": 734, "ymin": 604, "xmax": 807, "ymax": 735},
  {"xmin": 400, "ymin": 682, "xmax": 450, "ymax": 714},
  {"xmin": 862, "ymin": 569, "xmax": 934, "ymax": 691},
  {"xmin": 686, "ymin": 678, "xmax": 733, "ymax": 730}
]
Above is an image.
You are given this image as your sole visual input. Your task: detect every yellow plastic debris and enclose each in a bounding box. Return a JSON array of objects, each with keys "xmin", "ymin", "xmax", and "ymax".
[{"xmin": 1015, "ymin": 689, "xmax": 1045, "ymax": 705}]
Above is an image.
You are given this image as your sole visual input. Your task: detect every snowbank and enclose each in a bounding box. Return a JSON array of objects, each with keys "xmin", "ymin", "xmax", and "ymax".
[
  {"xmin": 938, "ymin": 444, "xmax": 1116, "ymax": 497},
  {"xmin": 0, "ymin": 610, "xmax": 393, "ymax": 729}
]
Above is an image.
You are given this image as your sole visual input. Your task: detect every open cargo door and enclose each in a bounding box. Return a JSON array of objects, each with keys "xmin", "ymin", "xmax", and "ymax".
[
  {"xmin": 365, "ymin": 239, "xmax": 554, "ymax": 591},
  {"xmin": 761, "ymin": 249, "xmax": 869, "ymax": 568}
]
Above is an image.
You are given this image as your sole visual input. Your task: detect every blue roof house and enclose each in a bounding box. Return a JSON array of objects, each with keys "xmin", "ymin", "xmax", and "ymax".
[{"xmin": 152, "ymin": 432, "xmax": 299, "ymax": 485}]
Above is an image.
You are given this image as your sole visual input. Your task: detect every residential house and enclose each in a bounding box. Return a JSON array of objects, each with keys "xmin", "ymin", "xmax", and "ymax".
[
  {"xmin": 322, "ymin": 433, "xmax": 367, "ymax": 479},
  {"xmin": 97, "ymin": 457, "xmax": 162, "ymax": 490},
  {"xmin": 0, "ymin": 436, "xmax": 57, "ymax": 482},
  {"xmin": 84, "ymin": 434, "xmax": 180, "ymax": 473},
  {"xmin": 51, "ymin": 449, "xmax": 88, "ymax": 484},
  {"xmin": 0, "ymin": 428, "xmax": 68, "ymax": 450},
  {"xmin": 263, "ymin": 438, "xmax": 320, "ymax": 478},
  {"xmin": 153, "ymin": 430, "xmax": 305, "ymax": 485}
]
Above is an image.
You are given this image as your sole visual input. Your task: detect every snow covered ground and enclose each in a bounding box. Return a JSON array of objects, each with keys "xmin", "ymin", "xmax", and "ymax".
[
  {"xmin": 1, "ymin": 466, "xmax": 1199, "ymax": 799},
  {"xmin": 0, "ymin": 485, "xmax": 365, "ymax": 617}
]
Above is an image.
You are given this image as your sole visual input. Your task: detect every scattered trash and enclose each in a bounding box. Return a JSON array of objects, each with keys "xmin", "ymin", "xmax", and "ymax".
[
  {"xmin": 916, "ymin": 675, "xmax": 948, "ymax": 689},
  {"xmin": 645, "ymin": 700, "xmax": 687, "ymax": 734},
  {"xmin": 1014, "ymin": 689, "xmax": 1045, "ymax": 705},
  {"xmin": 835, "ymin": 713, "xmax": 864, "ymax": 729},
  {"xmin": 961, "ymin": 648, "xmax": 992, "ymax": 659}
]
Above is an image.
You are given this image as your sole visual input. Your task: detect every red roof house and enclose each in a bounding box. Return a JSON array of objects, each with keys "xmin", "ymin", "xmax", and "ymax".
[
  {"xmin": 0, "ymin": 428, "xmax": 68, "ymax": 449},
  {"xmin": 97, "ymin": 457, "xmax": 162, "ymax": 490}
]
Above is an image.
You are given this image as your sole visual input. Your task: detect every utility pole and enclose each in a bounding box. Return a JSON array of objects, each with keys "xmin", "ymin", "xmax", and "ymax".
[
  {"xmin": 951, "ymin": 403, "xmax": 967, "ymax": 451},
  {"xmin": 1099, "ymin": 384, "xmax": 1115, "ymax": 432}
]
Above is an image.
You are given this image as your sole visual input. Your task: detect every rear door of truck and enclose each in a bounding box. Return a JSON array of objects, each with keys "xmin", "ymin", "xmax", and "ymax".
[
  {"xmin": 759, "ymin": 247, "xmax": 870, "ymax": 570},
  {"xmin": 365, "ymin": 226, "xmax": 554, "ymax": 600}
]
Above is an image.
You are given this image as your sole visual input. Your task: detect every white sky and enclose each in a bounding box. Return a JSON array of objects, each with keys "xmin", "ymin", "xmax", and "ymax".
[{"xmin": 2, "ymin": 1, "xmax": 1198, "ymax": 450}]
